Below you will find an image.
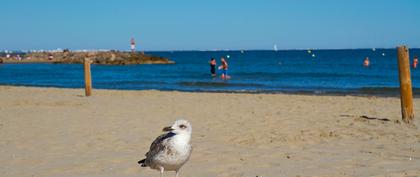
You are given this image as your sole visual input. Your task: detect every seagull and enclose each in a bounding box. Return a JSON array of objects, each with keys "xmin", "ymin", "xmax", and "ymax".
[{"xmin": 138, "ymin": 120, "xmax": 192, "ymax": 177}]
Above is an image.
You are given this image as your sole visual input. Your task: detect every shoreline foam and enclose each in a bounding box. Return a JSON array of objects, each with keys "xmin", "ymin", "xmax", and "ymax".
[{"xmin": 0, "ymin": 84, "xmax": 419, "ymax": 98}]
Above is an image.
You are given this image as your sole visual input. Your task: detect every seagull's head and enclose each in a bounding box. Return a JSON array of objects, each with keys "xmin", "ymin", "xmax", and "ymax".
[{"xmin": 163, "ymin": 119, "xmax": 192, "ymax": 136}]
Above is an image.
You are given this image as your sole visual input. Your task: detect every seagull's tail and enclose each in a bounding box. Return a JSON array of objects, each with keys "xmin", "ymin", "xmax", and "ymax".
[{"xmin": 138, "ymin": 159, "xmax": 147, "ymax": 167}]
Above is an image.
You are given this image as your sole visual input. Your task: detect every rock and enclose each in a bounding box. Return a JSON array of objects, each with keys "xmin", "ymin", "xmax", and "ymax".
[{"xmin": 1, "ymin": 51, "xmax": 174, "ymax": 65}]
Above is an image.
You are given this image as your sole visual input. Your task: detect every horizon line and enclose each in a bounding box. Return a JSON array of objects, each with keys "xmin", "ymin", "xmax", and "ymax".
[{"xmin": 2, "ymin": 47, "xmax": 420, "ymax": 53}]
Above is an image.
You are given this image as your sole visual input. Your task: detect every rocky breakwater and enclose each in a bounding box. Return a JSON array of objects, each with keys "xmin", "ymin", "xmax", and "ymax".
[{"xmin": 2, "ymin": 51, "xmax": 175, "ymax": 65}]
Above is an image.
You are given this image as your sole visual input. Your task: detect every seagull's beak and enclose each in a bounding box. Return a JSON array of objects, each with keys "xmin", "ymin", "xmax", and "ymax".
[{"xmin": 162, "ymin": 126, "xmax": 174, "ymax": 132}]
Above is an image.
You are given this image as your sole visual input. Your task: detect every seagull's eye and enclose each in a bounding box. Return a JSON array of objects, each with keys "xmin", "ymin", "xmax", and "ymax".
[{"xmin": 179, "ymin": 124, "xmax": 187, "ymax": 129}]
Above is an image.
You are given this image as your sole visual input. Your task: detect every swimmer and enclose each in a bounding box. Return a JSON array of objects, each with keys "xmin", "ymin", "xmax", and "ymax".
[
  {"xmin": 413, "ymin": 56, "xmax": 418, "ymax": 69},
  {"xmin": 363, "ymin": 57, "xmax": 370, "ymax": 67},
  {"xmin": 219, "ymin": 57, "xmax": 230, "ymax": 80},
  {"xmin": 209, "ymin": 58, "xmax": 217, "ymax": 77}
]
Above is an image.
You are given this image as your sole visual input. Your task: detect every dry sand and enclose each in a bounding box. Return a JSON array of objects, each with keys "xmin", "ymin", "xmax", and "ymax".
[{"xmin": 0, "ymin": 86, "xmax": 419, "ymax": 177}]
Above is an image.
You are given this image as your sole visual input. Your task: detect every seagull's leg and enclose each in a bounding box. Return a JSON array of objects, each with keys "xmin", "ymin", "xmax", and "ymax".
[
  {"xmin": 159, "ymin": 166, "xmax": 164, "ymax": 177},
  {"xmin": 175, "ymin": 169, "xmax": 180, "ymax": 177}
]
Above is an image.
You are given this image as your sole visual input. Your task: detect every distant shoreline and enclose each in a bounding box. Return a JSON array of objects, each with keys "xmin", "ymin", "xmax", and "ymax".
[
  {"xmin": 2, "ymin": 48, "xmax": 420, "ymax": 53},
  {"xmin": 145, "ymin": 48, "xmax": 420, "ymax": 52},
  {"xmin": 1, "ymin": 60, "xmax": 175, "ymax": 65}
]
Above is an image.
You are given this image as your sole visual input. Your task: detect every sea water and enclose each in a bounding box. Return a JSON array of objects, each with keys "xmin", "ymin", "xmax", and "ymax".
[{"xmin": 0, "ymin": 49, "xmax": 419, "ymax": 95}]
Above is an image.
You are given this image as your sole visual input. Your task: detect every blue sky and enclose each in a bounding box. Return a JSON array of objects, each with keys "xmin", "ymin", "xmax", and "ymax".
[{"xmin": 1, "ymin": 0, "xmax": 420, "ymax": 51}]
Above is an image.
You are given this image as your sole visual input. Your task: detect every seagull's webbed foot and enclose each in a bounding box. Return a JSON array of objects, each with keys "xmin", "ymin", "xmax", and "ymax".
[
  {"xmin": 175, "ymin": 170, "xmax": 180, "ymax": 177},
  {"xmin": 159, "ymin": 166, "xmax": 164, "ymax": 177}
]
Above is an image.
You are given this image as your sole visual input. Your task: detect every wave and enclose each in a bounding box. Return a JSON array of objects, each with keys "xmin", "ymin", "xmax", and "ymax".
[
  {"xmin": 357, "ymin": 87, "xmax": 420, "ymax": 95},
  {"xmin": 233, "ymin": 71, "xmax": 395, "ymax": 79},
  {"xmin": 178, "ymin": 81, "xmax": 264, "ymax": 87}
]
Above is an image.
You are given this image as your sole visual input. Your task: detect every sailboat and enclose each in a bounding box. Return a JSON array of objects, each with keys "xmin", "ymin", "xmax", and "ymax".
[{"xmin": 274, "ymin": 44, "xmax": 278, "ymax": 52}]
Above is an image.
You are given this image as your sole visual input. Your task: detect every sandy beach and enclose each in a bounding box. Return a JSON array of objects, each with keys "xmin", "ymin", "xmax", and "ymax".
[{"xmin": 0, "ymin": 86, "xmax": 419, "ymax": 177}]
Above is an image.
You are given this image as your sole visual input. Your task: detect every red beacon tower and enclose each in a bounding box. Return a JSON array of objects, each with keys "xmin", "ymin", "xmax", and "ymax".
[{"xmin": 130, "ymin": 37, "xmax": 136, "ymax": 52}]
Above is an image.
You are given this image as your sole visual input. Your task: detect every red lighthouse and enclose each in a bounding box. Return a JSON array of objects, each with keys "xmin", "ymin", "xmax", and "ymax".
[{"xmin": 130, "ymin": 37, "xmax": 136, "ymax": 52}]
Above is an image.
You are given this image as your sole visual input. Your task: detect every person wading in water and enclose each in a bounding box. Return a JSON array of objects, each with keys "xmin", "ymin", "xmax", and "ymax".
[
  {"xmin": 209, "ymin": 58, "xmax": 217, "ymax": 77},
  {"xmin": 218, "ymin": 57, "xmax": 230, "ymax": 80}
]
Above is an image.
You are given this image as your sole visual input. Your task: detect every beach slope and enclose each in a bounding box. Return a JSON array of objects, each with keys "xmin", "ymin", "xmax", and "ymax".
[{"xmin": 0, "ymin": 86, "xmax": 419, "ymax": 177}]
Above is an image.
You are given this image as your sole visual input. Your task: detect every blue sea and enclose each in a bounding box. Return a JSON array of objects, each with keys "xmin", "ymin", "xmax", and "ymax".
[{"xmin": 1, "ymin": 49, "xmax": 420, "ymax": 96}]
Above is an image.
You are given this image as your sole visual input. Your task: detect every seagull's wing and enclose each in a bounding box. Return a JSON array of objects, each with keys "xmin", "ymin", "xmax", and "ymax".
[{"xmin": 145, "ymin": 132, "xmax": 176, "ymax": 158}]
